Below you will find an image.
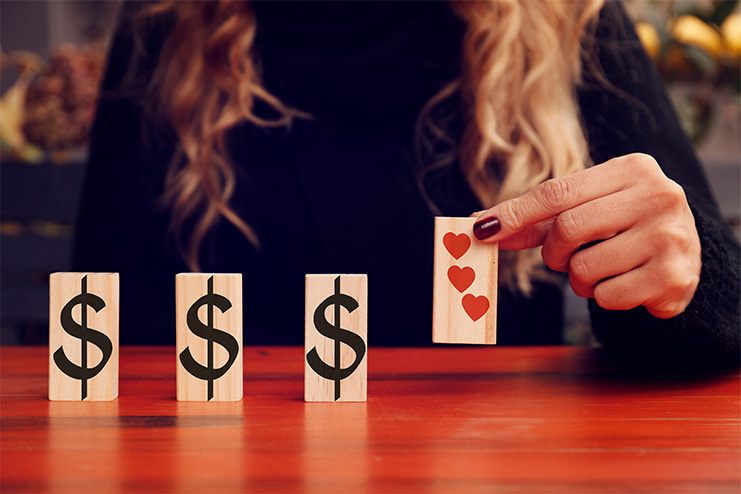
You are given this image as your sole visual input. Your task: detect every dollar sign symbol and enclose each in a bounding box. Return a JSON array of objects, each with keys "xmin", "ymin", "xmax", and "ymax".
[
  {"xmin": 179, "ymin": 276, "xmax": 239, "ymax": 401},
  {"xmin": 306, "ymin": 276, "xmax": 367, "ymax": 401},
  {"xmin": 53, "ymin": 275, "xmax": 113, "ymax": 400}
]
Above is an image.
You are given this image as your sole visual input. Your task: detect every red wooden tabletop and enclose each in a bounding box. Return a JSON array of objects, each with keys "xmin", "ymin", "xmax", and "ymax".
[{"xmin": 1, "ymin": 346, "xmax": 739, "ymax": 493}]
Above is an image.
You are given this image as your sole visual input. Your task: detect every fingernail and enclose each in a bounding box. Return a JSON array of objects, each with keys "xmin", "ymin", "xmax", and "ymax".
[{"xmin": 473, "ymin": 216, "xmax": 500, "ymax": 240}]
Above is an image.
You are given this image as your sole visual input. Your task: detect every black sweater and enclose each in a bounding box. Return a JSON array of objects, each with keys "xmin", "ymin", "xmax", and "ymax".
[{"xmin": 73, "ymin": 1, "xmax": 740, "ymax": 356}]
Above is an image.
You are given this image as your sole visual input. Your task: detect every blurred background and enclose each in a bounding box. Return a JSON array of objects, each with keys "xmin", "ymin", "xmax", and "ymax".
[{"xmin": 1, "ymin": 0, "xmax": 739, "ymax": 345}]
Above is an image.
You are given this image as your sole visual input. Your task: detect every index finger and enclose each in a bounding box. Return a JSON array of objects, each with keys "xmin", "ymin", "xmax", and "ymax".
[{"xmin": 472, "ymin": 160, "xmax": 628, "ymax": 243}]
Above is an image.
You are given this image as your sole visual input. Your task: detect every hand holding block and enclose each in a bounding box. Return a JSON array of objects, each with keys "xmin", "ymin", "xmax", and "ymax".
[
  {"xmin": 305, "ymin": 275, "xmax": 368, "ymax": 402},
  {"xmin": 49, "ymin": 272, "xmax": 119, "ymax": 401},
  {"xmin": 433, "ymin": 217, "xmax": 498, "ymax": 344},
  {"xmin": 176, "ymin": 274, "xmax": 242, "ymax": 402}
]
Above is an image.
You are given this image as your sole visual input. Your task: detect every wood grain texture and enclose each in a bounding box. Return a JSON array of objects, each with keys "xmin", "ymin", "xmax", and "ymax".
[
  {"xmin": 176, "ymin": 273, "xmax": 242, "ymax": 402},
  {"xmin": 49, "ymin": 272, "xmax": 119, "ymax": 401},
  {"xmin": 433, "ymin": 217, "xmax": 498, "ymax": 344},
  {"xmin": 3, "ymin": 346, "xmax": 739, "ymax": 493},
  {"xmin": 305, "ymin": 274, "xmax": 368, "ymax": 402}
]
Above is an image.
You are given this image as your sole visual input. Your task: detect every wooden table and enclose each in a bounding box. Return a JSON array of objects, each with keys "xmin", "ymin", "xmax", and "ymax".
[{"xmin": 1, "ymin": 346, "xmax": 739, "ymax": 493}]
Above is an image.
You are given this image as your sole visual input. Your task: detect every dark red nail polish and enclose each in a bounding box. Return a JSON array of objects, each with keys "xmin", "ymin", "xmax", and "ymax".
[{"xmin": 473, "ymin": 216, "xmax": 501, "ymax": 240}]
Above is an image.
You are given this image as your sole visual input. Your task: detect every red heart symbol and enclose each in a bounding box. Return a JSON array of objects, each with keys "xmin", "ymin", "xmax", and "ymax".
[
  {"xmin": 443, "ymin": 232, "xmax": 470, "ymax": 260},
  {"xmin": 462, "ymin": 294, "xmax": 489, "ymax": 322},
  {"xmin": 447, "ymin": 266, "xmax": 475, "ymax": 293}
]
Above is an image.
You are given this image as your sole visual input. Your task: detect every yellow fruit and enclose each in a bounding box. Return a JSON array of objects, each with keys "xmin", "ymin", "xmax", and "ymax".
[
  {"xmin": 0, "ymin": 70, "xmax": 33, "ymax": 151},
  {"xmin": 721, "ymin": 13, "xmax": 741, "ymax": 58},
  {"xmin": 0, "ymin": 51, "xmax": 43, "ymax": 161},
  {"xmin": 672, "ymin": 15, "xmax": 724, "ymax": 58},
  {"xmin": 636, "ymin": 21, "xmax": 661, "ymax": 60}
]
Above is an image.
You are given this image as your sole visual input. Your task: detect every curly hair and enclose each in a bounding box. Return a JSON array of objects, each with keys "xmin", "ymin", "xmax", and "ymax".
[{"xmin": 144, "ymin": 0, "xmax": 605, "ymax": 292}]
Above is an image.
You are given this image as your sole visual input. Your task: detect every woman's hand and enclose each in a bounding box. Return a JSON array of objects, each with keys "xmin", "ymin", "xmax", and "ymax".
[{"xmin": 473, "ymin": 153, "xmax": 701, "ymax": 318}]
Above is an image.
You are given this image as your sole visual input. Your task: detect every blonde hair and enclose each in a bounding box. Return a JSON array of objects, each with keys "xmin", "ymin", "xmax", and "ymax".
[{"xmin": 145, "ymin": 0, "xmax": 605, "ymax": 291}]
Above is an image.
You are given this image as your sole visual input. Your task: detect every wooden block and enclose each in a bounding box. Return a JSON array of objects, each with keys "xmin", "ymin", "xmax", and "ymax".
[
  {"xmin": 433, "ymin": 217, "xmax": 498, "ymax": 344},
  {"xmin": 176, "ymin": 273, "xmax": 242, "ymax": 402},
  {"xmin": 305, "ymin": 274, "xmax": 368, "ymax": 402},
  {"xmin": 49, "ymin": 272, "xmax": 119, "ymax": 401}
]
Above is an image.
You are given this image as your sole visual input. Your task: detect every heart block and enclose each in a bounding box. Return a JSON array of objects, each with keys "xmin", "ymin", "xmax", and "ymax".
[
  {"xmin": 447, "ymin": 266, "xmax": 475, "ymax": 293},
  {"xmin": 462, "ymin": 294, "xmax": 489, "ymax": 322},
  {"xmin": 443, "ymin": 232, "xmax": 470, "ymax": 260}
]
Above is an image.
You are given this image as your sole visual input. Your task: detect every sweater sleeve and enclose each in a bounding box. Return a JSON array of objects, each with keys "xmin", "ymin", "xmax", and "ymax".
[
  {"xmin": 578, "ymin": 2, "xmax": 740, "ymax": 359},
  {"xmin": 71, "ymin": 2, "xmax": 183, "ymax": 345}
]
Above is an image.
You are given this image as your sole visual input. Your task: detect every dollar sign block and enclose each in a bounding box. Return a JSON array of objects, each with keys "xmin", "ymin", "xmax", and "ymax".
[
  {"xmin": 305, "ymin": 274, "xmax": 368, "ymax": 402},
  {"xmin": 176, "ymin": 273, "xmax": 242, "ymax": 401},
  {"xmin": 49, "ymin": 273, "xmax": 119, "ymax": 401}
]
